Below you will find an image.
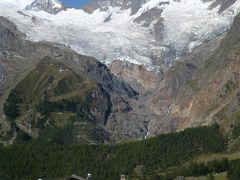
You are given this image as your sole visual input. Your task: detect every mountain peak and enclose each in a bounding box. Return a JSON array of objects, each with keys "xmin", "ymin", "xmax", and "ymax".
[{"xmin": 25, "ymin": 0, "xmax": 65, "ymax": 14}]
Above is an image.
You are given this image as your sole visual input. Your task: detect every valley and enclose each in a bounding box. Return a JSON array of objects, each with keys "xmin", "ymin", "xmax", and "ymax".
[{"xmin": 0, "ymin": 0, "xmax": 240, "ymax": 179}]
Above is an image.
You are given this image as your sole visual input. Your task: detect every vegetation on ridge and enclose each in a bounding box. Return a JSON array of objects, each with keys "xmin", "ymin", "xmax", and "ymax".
[
  {"xmin": 0, "ymin": 124, "xmax": 225, "ymax": 180},
  {"xmin": 2, "ymin": 58, "xmax": 111, "ymax": 144}
]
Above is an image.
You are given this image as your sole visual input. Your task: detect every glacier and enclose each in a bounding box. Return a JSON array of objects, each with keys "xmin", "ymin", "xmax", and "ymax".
[{"xmin": 0, "ymin": 0, "xmax": 240, "ymax": 71}]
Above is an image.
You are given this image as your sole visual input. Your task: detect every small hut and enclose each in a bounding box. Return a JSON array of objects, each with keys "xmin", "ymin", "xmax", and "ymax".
[
  {"xmin": 176, "ymin": 176, "xmax": 185, "ymax": 180},
  {"xmin": 121, "ymin": 174, "xmax": 126, "ymax": 180},
  {"xmin": 68, "ymin": 174, "xmax": 86, "ymax": 180}
]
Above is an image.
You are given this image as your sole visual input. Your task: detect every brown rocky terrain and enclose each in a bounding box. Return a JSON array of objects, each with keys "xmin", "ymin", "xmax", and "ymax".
[
  {"xmin": 109, "ymin": 12, "xmax": 240, "ymax": 137},
  {"xmin": 167, "ymin": 12, "xmax": 240, "ymax": 133},
  {"xmin": 109, "ymin": 60, "xmax": 161, "ymax": 90},
  {"xmin": 2, "ymin": 10, "xmax": 240, "ymax": 144}
]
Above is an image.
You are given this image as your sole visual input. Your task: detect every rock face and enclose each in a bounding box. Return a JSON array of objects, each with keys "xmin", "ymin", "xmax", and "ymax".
[
  {"xmin": 4, "ymin": 57, "xmax": 113, "ymax": 141},
  {"xmin": 0, "ymin": 16, "xmax": 142, "ymax": 143},
  {"xmin": 109, "ymin": 60, "xmax": 161, "ymax": 90},
  {"xmin": 86, "ymin": 0, "xmax": 236, "ymax": 15},
  {"xmin": 209, "ymin": 0, "xmax": 237, "ymax": 13},
  {"xmin": 146, "ymin": 12, "xmax": 240, "ymax": 134},
  {"xmin": 108, "ymin": 12, "xmax": 240, "ymax": 137},
  {"xmin": 25, "ymin": 0, "xmax": 65, "ymax": 14},
  {"xmin": 84, "ymin": 0, "xmax": 146, "ymax": 15},
  {"xmin": 2, "ymin": 3, "xmax": 240, "ymax": 144}
]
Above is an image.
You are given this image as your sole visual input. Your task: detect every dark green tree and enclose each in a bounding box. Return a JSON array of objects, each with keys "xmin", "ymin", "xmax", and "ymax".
[
  {"xmin": 227, "ymin": 162, "xmax": 240, "ymax": 180},
  {"xmin": 3, "ymin": 91, "xmax": 21, "ymax": 119}
]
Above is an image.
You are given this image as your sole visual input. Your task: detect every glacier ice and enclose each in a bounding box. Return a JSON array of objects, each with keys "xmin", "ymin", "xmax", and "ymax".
[{"xmin": 0, "ymin": 0, "xmax": 240, "ymax": 71}]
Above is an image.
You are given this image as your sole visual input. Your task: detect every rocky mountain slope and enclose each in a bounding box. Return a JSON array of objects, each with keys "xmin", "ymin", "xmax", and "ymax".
[
  {"xmin": 1, "ymin": 0, "xmax": 240, "ymax": 145},
  {"xmin": 108, "ymin": 12, "xmax": 240, "ymax": 141},
  {"xmin": 86, "ymin": 0, "xmax": 237, "ymax": 14},
  {"xmin": 4, "ymin": 58, "xmax": 113, "ymax": 140},
  {"xmin": 169, "ymin": 11, "xmax": 240, "ymax": 131},
  {"xmin": 0, "ymin": 16, "xmax": 141, "ymax": 144},
  {"xmin": 25, "ymin": 0, "xmax": 65, "ymax": 14}
]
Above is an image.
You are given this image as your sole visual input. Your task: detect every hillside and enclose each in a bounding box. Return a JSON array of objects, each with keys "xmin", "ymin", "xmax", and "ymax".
[
  {"xmin": 2, "ymin": 6, "xmax": 240, "ymax": 144},
  {"xmin": 0, "ymin": 16, "xmax": 141, "ymax": 144},
  {"xmin": 141, "ymin": 11, "xmax": 240, "ymax": 140},
  {"xmin": 0, "ymin": 125, "xmax": 226, "ymax": 180},
  {"xmin": 3, "ymin": 57, "xmax": 113, "ymax": 143},
  {"xmin": 1, "ymin": 1, "xmax": 240, "ymax": 180}
]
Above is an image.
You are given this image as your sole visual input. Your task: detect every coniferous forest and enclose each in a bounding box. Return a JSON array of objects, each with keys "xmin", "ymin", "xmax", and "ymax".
[{"xmin": 0, "ymin": 125, "xmax": 226, "ymax": 180}]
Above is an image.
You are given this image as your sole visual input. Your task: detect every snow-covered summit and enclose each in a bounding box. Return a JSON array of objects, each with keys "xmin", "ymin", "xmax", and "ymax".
[
  {"xmin": 25, "ymin": 0, "xmax": 65, "ymax": 14},
  {"xmin": 0, "ymin": 0, "xmax": 240, "ymax": 71},
  {"xmin": 0, "ymin": 0, "xmax": 34, "ymax": 9}
]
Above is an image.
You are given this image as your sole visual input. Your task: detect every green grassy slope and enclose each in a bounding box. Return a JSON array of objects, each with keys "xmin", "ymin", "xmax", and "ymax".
[{"xmin": 3, "ymin": 57, "xmax": 111, "ymax": 144}]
